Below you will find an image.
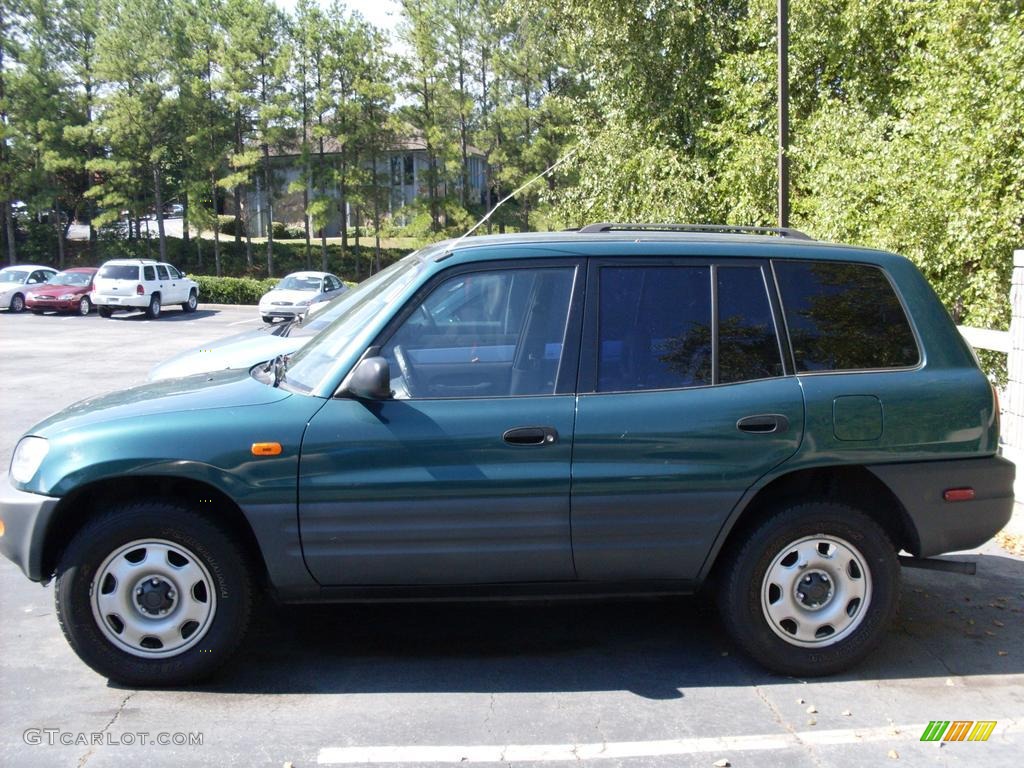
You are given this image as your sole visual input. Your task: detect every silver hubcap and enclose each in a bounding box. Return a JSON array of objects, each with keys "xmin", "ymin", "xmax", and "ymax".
[
  {"xmin": 760, "ymin": 534, "xmax": 871, "ymax": 647},
  {"xmin": 189, "ymin": 294, "xmax": 196, "ymax": 309},
  {"xmin": 80, "ymin": 298, "xmax": 89, "ymax": 315},
  {"xmin": 90, "ymin": 539, "xmax": 216, "ymax": 658}
]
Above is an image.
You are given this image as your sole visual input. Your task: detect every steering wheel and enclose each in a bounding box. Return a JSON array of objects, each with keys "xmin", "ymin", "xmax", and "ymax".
[
  {"xmin": 392, "ymin": 344, "xmax": 421, "ymax": 398},
  {"xmin": 417, "ymin": 303, "xmax": 438, "ymax": 330}
]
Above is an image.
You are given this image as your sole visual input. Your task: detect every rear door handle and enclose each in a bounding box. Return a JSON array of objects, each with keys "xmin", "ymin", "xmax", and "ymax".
[
  {"xmin": 737, "ymin": 414, "xmax": 789, "ymax": 434},
  {"xmin": 503, "ymin": 426, "xmax": 559, "ymax": 446}
]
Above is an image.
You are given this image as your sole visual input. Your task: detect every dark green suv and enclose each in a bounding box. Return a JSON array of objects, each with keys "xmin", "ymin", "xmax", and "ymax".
[{"xmin": 0, "ymin": 223, "xmax": 1014, "ymax": 685}]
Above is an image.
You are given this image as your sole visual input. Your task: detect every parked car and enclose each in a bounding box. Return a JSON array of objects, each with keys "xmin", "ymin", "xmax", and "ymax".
[
  {"xmin": 26, "ymin": 267, "xmax": 99, "ymax": 315},
  {"xmin": 0, "ymin": 265, "xmax": 58, "ymax": 313},
  {"xmin": 148, "ymin": 289, "xmax": 355, "ymax": 381},
  {"xmin": 92, "ymin": 259, "xmax": 199, "ymax": 319},
  {"xmin": 0, "ymin": 224, "xmax": 1014, "ymax": 686},
  {"xmin": 258, "ymin": 270, "xmax": 346, "ymax": 323}
]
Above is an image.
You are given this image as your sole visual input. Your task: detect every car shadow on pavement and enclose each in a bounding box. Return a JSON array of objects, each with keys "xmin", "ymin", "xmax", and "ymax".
[
  {"xmin": 148, "ymin": 552, "xmax": 1024, "ymax": 699},
  {"xmin": 106, "ymin": 309, "xmax": 220, "ymax": 322}
]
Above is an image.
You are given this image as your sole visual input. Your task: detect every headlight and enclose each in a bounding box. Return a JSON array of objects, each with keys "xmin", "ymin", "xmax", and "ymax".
[
  {"xmin": 10, "ymin": 437, "xmax": 48, "ymax": 484},
  {"xmin": 60, "ymin": 293, "xmax": 76, "ymax": 300},
  {"xmin": 297, "ymin": 298, "xmax": 313, "ymax": 306}
]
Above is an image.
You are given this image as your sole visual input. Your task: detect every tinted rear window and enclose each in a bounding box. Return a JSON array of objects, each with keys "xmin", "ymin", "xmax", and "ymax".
[
  {"xmin": 774, "ymin": 261, "xmax": 919, "ymax": 371},
  {"xmin": 717, "ymin": 266, "xmax": 784, "ymax": 383},
  {"xmin": 98, "ymin": 265, "xmax": 138, "ymax": 280}
]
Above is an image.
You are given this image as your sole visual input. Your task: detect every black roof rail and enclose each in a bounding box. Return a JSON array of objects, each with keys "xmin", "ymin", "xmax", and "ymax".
[{"xmin": 578, "ymin": 222, "xmax": 814, "ymax": 240}]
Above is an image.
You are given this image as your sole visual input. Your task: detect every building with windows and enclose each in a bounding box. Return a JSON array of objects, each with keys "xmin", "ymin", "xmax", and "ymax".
[{"xmin": 226, "ymin": 136, "xmax": 487, "ymax": 237}]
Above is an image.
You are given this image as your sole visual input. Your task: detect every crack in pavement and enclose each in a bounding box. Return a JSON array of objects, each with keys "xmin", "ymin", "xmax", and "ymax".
[
  {"xmin": 751, "ymin": 683, "xmax": 827, "ymax": 768},
  {"xmin": 77, "ymin": 691, "xmax": 136, "ymax": 768}
]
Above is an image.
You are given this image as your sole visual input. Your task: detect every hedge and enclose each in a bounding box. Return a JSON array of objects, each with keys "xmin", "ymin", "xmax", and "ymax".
[{"xmin": 193, "ymin": 275, "xmax": 279, "ymax": 305}]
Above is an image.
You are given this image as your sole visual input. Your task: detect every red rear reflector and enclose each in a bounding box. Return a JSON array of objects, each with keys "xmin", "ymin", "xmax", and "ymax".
[
  {"xmin": 943, "ymin": 488, "xmax": 975, "ymax": 502},
  {"xmin": 136, "ymin": 284, "xmax": 144, "ymax": 295}
]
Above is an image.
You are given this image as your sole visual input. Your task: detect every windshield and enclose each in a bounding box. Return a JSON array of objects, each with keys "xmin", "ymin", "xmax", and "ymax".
[
  {"xmin": 0, "ymin": 269, "xmax": 28, "ymax": 283},
  {"xmin": 275, "ymin": 275, "xmax": 322, "ymax": 292},
  {"xmin": 48, "ymin": 271, "xmax": 93, "ymax": 287},
  {"xmin": 283, "ymin": 254, "xmax": 426, "ymax": 392},
  {"xmin": 99, "ymin": 264, "xmax": 139, "ymax": 280}
]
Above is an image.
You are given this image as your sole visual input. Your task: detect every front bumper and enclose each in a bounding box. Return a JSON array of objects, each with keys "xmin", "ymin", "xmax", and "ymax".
[
  {"xmin": 260, "ymin": 306, "xmax": 308, "ymax": 319},
  {"xmin": 0, "ymin": 473, "xmax": 60, "ymax": 581},
  {"xmin": 868, "ymin": 455, "xmax": 1015, "ymax": 557},
  {"xmin": 26, "ymin": 297, "xmax": 80, "ymax": 311}
]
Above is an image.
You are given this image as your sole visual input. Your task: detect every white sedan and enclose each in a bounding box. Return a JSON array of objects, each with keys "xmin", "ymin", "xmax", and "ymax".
[
  {"xmin": 258, "ymin": 271, "xmax": 347, "ymax": 323},
  {"xmin": 0, "ymin": 264, "xmax": 58, "ymax": 312}
]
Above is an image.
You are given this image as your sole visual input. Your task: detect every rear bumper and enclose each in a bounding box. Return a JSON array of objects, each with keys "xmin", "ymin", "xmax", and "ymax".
[
  {"xmin": 94, "ymin": 294, "xmax": 148, "ymax": 308},
  {"xmin": 868, "ymin": 455, "xmax": 1015, "ymax": 557},
  {"xmin": 0, "ymin": 473, "xmax": 60, "ymax": 582}
]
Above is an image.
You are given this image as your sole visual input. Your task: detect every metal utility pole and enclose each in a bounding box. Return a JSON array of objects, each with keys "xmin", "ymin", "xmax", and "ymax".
[{"xmin": 777, "ymin": 0, "xmax": 790, "ymax": 228}]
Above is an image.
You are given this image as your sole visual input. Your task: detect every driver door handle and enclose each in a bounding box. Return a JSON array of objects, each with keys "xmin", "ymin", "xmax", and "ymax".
[{"xmin": 503, "ymin": 426, "xmax": 559, "ymax": 446}]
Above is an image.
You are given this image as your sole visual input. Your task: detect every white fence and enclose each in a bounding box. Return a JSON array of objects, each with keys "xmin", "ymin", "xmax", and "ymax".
[{"xmin": 961, "ymin": 249, "xmax": 1023, "ymax": 498}]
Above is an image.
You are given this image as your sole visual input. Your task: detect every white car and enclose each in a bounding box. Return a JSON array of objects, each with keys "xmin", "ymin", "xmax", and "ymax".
[
  {"xmin": 0, "ymin": 265, "xmax": 58, "ymax": 312},
  {"xmin": 258, "ymin": 271, "xmax": 346, "ymax": 323},
  {"xmin": 92, "ymin": 259, "xmax": 199, "ymax": 319}
]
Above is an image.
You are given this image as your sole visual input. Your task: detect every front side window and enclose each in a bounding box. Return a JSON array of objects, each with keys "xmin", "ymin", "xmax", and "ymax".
[
  {"xmin": 156, "ymin": 265, "xmax": 169, "ymax": 280},
  {"xmin": 597, "ymin": 266, "xmax": 712, "ymax": 392},
  {"xmin": 774, "ymin": 260, "xmax": 919, "ymax": 371},
  {"xmin": 167, "ymin": 265, "xmax": 182, "ymax": 279},
  {"xmin": 382, "ymin": 267, "xmax": 575, "ymax": 399}
]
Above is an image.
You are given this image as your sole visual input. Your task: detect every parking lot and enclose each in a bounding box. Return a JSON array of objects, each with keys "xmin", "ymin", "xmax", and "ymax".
[{"xmin": 1, "ymin": 306, "xmax": 1023, "ymax": 768}]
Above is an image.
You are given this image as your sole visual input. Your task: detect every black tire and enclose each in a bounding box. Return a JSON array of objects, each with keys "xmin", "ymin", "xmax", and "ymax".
[
  {"xmin": 182, "ymin": 290, "xmax": 198, "ymax": 313},
  {"xmin": 31, "ymin": 309, "xmax": 45, "ymax": 315},
  {"xmin": 78, "ymin": 296, "xmax": 92, "ymax": 315},
  {"xmin": 9, "ymin": 292, "xmax": 25, "ymax": 312},
  {"xmin": 146, "ymin": 293, "xmax": 161, "ymax": 319},
  {"xmin": 717, "ymin": 501, "xmax": 899, "ymax": 677},
  {"xmin": 55, "ymin": 501, "xmax": 253, "ymax": 686},
  {"xmin": 261, "ymin": 315, "xmax": 274, "ymax": 324},
  {"xmin": 98, "ymin": 306, "xmax": 113, "ymax": 318}
]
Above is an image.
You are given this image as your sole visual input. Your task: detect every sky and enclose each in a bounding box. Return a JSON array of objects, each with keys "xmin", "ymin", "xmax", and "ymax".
[{"xmin": 273, "ymin": 0, "xmax": 402, "ymax": 37}]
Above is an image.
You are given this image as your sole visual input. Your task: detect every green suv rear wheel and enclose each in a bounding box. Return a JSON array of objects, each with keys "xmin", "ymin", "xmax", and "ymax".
[{"xmin": 718, "ymin": 501, "xmax": 899, "ymax": 677}]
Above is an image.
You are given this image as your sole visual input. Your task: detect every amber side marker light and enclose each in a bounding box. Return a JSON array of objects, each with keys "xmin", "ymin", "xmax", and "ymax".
[
  {"xmin": 0, "ymin": 518, "xmax": 5, "ymax": 537},
  {"xmin": 943, "ymin": 488, "xmax": 975, "ymax": 502},
  {"xmin": 251, "ymin": 442, "xmax": 282, "ymax": 457}
]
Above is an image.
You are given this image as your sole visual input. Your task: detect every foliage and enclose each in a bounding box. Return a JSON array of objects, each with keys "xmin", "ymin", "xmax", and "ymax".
[{"xmin": 192, "ymin": 274, "xmax": 278, "ymax": 304}]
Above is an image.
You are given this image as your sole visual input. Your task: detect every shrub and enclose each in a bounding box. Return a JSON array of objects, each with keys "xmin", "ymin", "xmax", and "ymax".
[{"xmin": 192, "ymin": 275, "xmax": 279, "ymax": 305}]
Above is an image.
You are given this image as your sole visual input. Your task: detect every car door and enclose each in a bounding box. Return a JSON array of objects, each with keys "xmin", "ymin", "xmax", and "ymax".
[
  {"xmin": 166, "ymin": 264, "xmax": 186, "ymax": 303},
  {"xmin": 570, "ymin": 259, "xmax": 805, "ymax": 581},
  {"xmin": 298, "ymin": 260, "xmax": 584, "ymax": 585}
]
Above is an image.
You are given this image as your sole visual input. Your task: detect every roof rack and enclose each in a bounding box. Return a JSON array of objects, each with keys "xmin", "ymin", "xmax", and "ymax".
[{"xmin": 578, "ymin": 222, "xmax": 814, "ymax": 240}]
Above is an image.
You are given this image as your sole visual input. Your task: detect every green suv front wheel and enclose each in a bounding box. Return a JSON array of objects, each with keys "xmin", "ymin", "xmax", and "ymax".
[
  {"xmin": 55, "ymin": 502, "xmax": 252, "ymax": 686},
  {"xmin": 718, "ymin": 501, "xmax": 899, "ymax": 677}
]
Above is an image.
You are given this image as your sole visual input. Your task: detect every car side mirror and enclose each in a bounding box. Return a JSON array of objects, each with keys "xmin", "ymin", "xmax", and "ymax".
[{"xmin": 339, "ymin": 356, "xmax": 391, "ymax": 400}]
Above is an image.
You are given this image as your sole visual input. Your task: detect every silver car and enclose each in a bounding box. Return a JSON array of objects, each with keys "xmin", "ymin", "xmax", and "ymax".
[{"xmin": 257, "ymin": 271, "xmax": 346, "ymax": 322}]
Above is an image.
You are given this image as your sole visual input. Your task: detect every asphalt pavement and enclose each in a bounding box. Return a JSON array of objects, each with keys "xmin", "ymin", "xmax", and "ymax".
[{"xmin": 1, "ymin": 305, "xmax": 1022, "ymax": 768}]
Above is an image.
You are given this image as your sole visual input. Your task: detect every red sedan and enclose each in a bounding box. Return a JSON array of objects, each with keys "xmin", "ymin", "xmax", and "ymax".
[{"xmin": 25, "ymin": 267, "xmax": 98, "ymax": 315}]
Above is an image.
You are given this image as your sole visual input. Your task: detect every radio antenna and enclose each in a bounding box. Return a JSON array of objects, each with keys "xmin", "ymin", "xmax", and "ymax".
[{"xmin": 451, "ymin": 141, "xmax": 586, "ymax": 247}]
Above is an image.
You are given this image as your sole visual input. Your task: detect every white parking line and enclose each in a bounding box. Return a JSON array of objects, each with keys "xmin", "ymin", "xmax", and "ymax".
[
  {"xmin": 228, "ymin": 318, "xmax": 257, "ymax": 327},
  {"xmin": 317, "ymin": 723, "xmax": 934, "ymax": 764}
]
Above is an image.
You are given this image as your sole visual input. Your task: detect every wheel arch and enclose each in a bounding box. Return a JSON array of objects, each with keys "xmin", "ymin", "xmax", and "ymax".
[
  {"xmin": 41, "ymin": 475, "xmax": 270, "ymax": 589},
  {"xmin": 701, "ymin": 464, "xmax": 920, "ymax": 583}
]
